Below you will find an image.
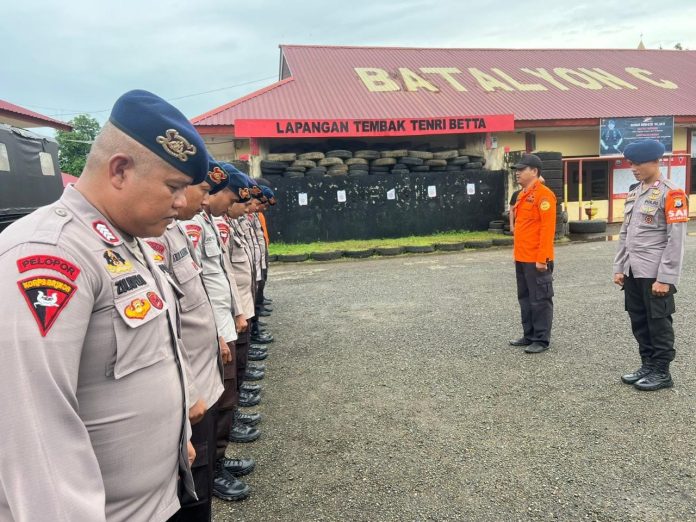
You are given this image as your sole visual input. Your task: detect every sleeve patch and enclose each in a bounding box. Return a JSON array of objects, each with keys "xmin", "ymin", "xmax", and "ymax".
[
  {"xmin": 16, "ymin": 255, "xmax": 81, "ymax": 282},
  {"xmin": 665, "ymin": 190, "xmax": 689, "ymax": 224},
  {"xmin": 17, "ymin": 275, "xmax": 77, "ymax": 337},
  {"xmin": 539, "ymin": 200, "xmax": 551, "ymax": 212},
  {"xmin": 185, "ymin": 224, "xmax": 202, "ymax": 249}
]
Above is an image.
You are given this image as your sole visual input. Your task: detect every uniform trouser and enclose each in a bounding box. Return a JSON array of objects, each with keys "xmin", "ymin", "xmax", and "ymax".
[
  {"xmin": 624, "ymin": 272, "xmax": 676, "ymax": 364},
  {"xmin": 254, "ymin": 276, "xmax": 267, "ymax": 316},
  {"xmin": 235, "ymin": 329, "xmax": 250, "ymax": 391},
  {"xmin": 215, "ymin": 341, "xmax": 238, "ymax": 461},
  {"xmin": 169, "ymin": 401, "xmax": 218, "ymax": 522},
  {"xmin": 515, "ymin": 261, "xmax": 554, "ymax": 346}
]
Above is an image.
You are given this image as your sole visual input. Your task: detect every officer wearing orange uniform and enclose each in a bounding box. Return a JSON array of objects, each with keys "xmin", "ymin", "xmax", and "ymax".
[{"xmin": 508, "ymin": 154, "xmax": 557, "ymax": 353}]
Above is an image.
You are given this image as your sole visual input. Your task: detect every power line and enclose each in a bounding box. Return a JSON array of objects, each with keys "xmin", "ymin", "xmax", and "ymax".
[{"xmin": 30, "ymin": 75, "xmax": 277, "ymax": 118}]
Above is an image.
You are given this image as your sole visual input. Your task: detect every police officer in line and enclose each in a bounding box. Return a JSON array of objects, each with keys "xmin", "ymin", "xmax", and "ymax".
[
  {"xmin": 148, "ymin": 161, "xmax": 254, "ymax": 520},
  {"xmin": 180, "ymin": 168, "xmax": 254, "ymax": 501},
  {"xmin": 0, "ymin": 90, "xmax": 202, "ymax": 521},
  {"xmin": 613, "ymin": 139, "xmax": 688, "ymax": 391},
  {"xmin": 508, "ymin": 154, "xmax": 557, "ymax": 354}
]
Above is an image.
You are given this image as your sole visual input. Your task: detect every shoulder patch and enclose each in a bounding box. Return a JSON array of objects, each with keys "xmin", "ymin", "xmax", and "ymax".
[
  {"xmin": 92, "ymin": 220, "xmax": 122, "ymax": 245},
  {"xmin": 17, "ymin": 255, "xmax": 81, "ymax": 282},
  {"xmin": 539, "ymin": 200, "xmax": 551, "ymax": 211},
  {"xmin": 216, "ymin": 222, "xmax": 231, "ymax": 246},
  {"xmin": 665, "ymin": 190, "xmax": 689, "ymax": 224},
  {"xmin": 145, "ymin": 240, "xmax": 166, "ymax": 262},
  {"xmin": 17, "ymin": 275, "xmax": 77, "ymax": 336},
  {"xmin": 185, "ymin": 224, "xmax": 202, "ymax": 249}
]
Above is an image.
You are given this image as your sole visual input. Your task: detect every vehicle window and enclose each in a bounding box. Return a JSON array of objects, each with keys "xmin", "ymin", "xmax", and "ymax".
[{"xmin": 39, "ymin": 151, "xmax": 55, "ymax": 176}]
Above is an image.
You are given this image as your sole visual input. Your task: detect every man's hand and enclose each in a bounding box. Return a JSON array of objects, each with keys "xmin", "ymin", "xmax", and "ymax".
[
  {"xmin": 219, "ymin": 337, "xmax": 232, "ymax": 364},
  {"xmin": 188, "ymin": 399, "xmax": 207, "ymax": 425},
  {"xmin": 535, "ymin": 262, "xmax": 547, "ymax": 272},
  {"xmin": 235, "ymin": 315, "xmax": 248, "ymax": 333},
  {"xmin": 614, "ymin": 273, "xmax": 625, "ymax": 287},
  {"xmin": 652, "ymin": 281, "xmax": 670, "ymax": 296},
  {"xmin": 187, "ymin": 441, "xmax": 196, "ymax": 467}
]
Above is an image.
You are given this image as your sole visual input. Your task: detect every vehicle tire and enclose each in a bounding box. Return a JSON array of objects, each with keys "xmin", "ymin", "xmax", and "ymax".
[
  {"xmin": 489, "ymin": 220, "xmax": 505, "ymax": 229},
  {"xmin": 343, "ymin": 249, "xmax": 374, "ymax": 258},
  {"xmin": 446, "ymin": 165, "xmax": 462, "ymax": 172},
  {"xmin": 542, "ymin": 160, "xmax": 563, "ymax": 170},
  {"xmin": 373, "ymin": 157, "xmax": 397, "ymax": 166},
  {"xmin": 451, "ymin": 156, "xmax": 470, "ymax": 165},
  {"xmin": 390, "ymin": 169, "xmax": 410, "ymax": 175},
  {"xmin": 354, "ymin": 150, "xmax": 380, "ymax": 160},
  {"xmin": 310, "ymin": 251, "xmax": 343, "ymax": 261},
  {"xmin": 545, "ymin": 179, "xmax": 563, "ymax": 190},
  {"xmin": 464, "ymin": 240, "xmax": 493, "ymax": 249},
  {"xmin": 400, "ymin": 156, "xmax": 424, "ymax": 166},
  {"xmin": 292, "ymin": 160, "xmax": 316, "ymax": 168},
  {"xmin": 408, "ymin": 150, "xmax": 434, "ymax": 159},
  {"xmin": 393, "ymin": 163, "xmax": 408, "ymax": 170},
  {"xmin": 277, "ymin": 254, "xmax": 308, "ymax": 262},
  {"xmin": 435, "ymin": 242, "xmax": 466, "ymax": 251},
  {"xmin": 260, "ymin": 160, "xmax": 288, "ymax": 169},
  {"xmin": 542, "ymin": 169, "xmax": 563, "ymax": 179},
  {"xmin": 430, "ymin": 166, "xmax": 447, "ymax": 172},
  {"xmin": 345, "ymin": 158, "xmax": 368, "ymax": 166},
  {"xmin": 381, "ymin": 149, "xmax": 409, "ymax": 158},
  {"xmin": 433, "ymin": 150, "xmax": 458, "ymax": 160},
  {"xmin": 375, "ymin": 246, "xmax": 404, "ymax": 256},
  {"xmin": 298, "ymin": 152, "xmax": 325, "ymax": 161},
  {"xmin": 411, "ymin": 166, "xmax": 430, "ymax": 172},
  {"xmin": 425, "ymin": 159, "xmax": 447, "ymax": 167},
  {"xmin": 319, "ymin": 157, "xmax": 343, "ymax": 167},
  {"xmin": 267, "ymin": 153, "xmax": 296, "ymax": 162},
  {"xmin": 348, "ymin": 171, "xmax": 369, "ymax": 178},
  {"xmin": 326, "ymin": 150, "xmax": 353, "ymax": 159},
  {"xmin": 306, "ymin": 170, "xmax": 327, "ymax": 178},
  {"xmin": 284, "ymin": 171, "xmax": 305, "ymax": 179},
  {"xmin": 349, "ymin": 165, "xmax": 369, "ymax": 172},
  {"xmin": 405, "ymin": 245, "xmax": 435, "ymax": 253},
  {"xmin": 568, "ymin": 220, "xmax": 607, "ymax": 234},
  {"xmin": 464, "ymin": 162, "xmax": 483, "ymax": 169},
  {"xmin": 370, "ymin": 166, "xmax": 391, "ymax": 172},
  {"xmin": 534, "ymin": 151, "xmax": 562, "ymax": 161},
  {"xmin": 458, "ymin": 149, "xmax": 483, "ymax": 158},
  {"xmin": 285, "ymin": 166, "xmax": 306, "ymax": 173}
]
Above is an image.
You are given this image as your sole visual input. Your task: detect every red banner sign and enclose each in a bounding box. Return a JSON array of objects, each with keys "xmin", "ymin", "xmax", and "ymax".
[{"xmin": 235, "ymin": 115, "xmax": 514, "ymax": 138}]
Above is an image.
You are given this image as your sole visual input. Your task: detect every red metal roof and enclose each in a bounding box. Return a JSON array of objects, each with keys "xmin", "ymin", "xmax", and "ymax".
[
  {"xmin": 61, "ymin": 172, "xmax": 78, "ymax": 187},
  {"xmin": 192, "ymin": 45, "xmax": 696, "ymax": 130},
  {"xmin": 0, "ymin": 100, "xmax": 72, "ymax": 131}
]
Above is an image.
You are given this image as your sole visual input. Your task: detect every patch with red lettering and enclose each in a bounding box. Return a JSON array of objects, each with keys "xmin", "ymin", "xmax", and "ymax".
[
  {"xmin": 16, "ymin": 255, "xmax": 81, "ymax": 282},
  {"xmin": 92, "ymin": 220, "xmax": 121, "ymax": 245},
  {"xmin": 665, "ymin": 190, "xmax": 689, "ymax": 224},
  {"xmin": 145, "ymin": 240, "xmax": 166, "ymax": 262},
  {"xmin": 147, "ymin": 291, "xmax": 164, "ymax": 310},
  {"xmin": 216, "ymin": 222, "xmax": 231, "ymax": 246},
  {"xmin": 17, "ymin": 275, "xmax": 77, "ymax": 336},
  {"xmin": 185, "ymin": 224, "xmax": 202, "ymax": 249},
  {"xmin": 124, "ymin": 298, "xmax": 151, "ymax": 319}
]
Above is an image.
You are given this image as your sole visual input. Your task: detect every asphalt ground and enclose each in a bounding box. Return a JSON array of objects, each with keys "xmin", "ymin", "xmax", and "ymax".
[{"xmin": 214, "ymin": 234, "xmax": 696, "ymax": 522}]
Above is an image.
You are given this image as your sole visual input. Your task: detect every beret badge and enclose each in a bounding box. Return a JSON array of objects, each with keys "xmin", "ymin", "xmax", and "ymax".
[
  {"xmin": 209, "ymin": 166, "xmax": 227, "ymax": 184},
  {"xmin": 239, "ymin": 187, "xmax": 251, "ymax": 200},
  {"xmin": 156, "ymin": 129, "xmax": 197, "ymax": 162}
]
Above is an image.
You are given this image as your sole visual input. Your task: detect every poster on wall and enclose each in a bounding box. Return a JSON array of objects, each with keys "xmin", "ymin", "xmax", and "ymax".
[
  {"xmin": 599, "ymin": 116, "xmax": 674, "ymax": 156},
  {"xmin": 611, "ymin": 156, "xmax": 687, "ymax": 197}
]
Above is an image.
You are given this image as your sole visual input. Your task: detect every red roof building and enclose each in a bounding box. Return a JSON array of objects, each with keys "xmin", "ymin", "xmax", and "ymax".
[{"xmin": 0, "ymin": 100, "xmax": 72, "ymax": 132}]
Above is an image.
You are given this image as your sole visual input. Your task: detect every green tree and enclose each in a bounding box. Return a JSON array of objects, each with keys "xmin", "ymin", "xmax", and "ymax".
[{"xmin": 55, "ymin": 114, "xmax": 101, "ymax": 177}]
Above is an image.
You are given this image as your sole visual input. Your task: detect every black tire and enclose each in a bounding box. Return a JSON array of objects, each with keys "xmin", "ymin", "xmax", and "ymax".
[
  {"xmin": 345, "ymin": 158, "xmax": 368, "ymax": 166},
  {"xmin": 393, "ymin": 163, "xmax": 408, "ymax": 170},
  {"xmin": 425, "ymin": 159, "xmax": 447, "ymax": 167},
  {"xmin": 411, "ymin": 166, "xmax": 430, "ymax": 172},
  {"xmin": 343, "ymin": 249, "xmax": 374, "ymax": 258},
  {"xmin": 430, "ymin": 166, "xmax": 447, "ymax": 172},
  {"xmin": 260, "ymin": 160, "xmax": 288, "ymax": 169},
  {"xmin": 328, "ymin": 171, "xmax": 347, "ymax": 177},
  {"xmin": 542, "ymin": 169, "xmax": 563, "ymax": 180},
  {"xmin": 492, "ymin": 237, "xmax": 514, "ymax": 246},
  {"xmin": 285, "ymin": 166, "xmax": 306, "ymax": 173},
  {"xmin": 354, "ymin": 150, "xmax": 380, "ymax": 160},
  {"xmin": 551, "ymin": 188, "xmax": 563, "ymax": 198},
  {"xmin": 373, "ymin": 157, "xmax": 397, "ymax": 166},
  {"xmin": 375, "ymin": 246, "xmax": 404, "ymax": 256},
  {"xmin": 298, "ymin": 152, "xmax": 325, "ymax": 161},
  {"xmin": 306, "ymin": 166, "xmax": 327, "ymax": 173},
  {"xmin": 310, "ymin": 251, "xmax": 343, "ymax": 261},
  {"xmin": 390, "ymin": 169, "xmax": 410, "ymax": 175},
  {"xmin": 292, "ymin": 160, "xmax": 316, "ymax": 168},
  {"xmin": 464, "ymin": 162, "xmax": 483, "ymax": 169},
  {"xmin": 534, "ymin": 151, "xmax": 562, "ymax": 161},
  {"xmin": 306, "ymin": 170, "xmax": 326, "ymax": 178},
  {"xmin": 542, "ymin": 160, "xmax": 563, "ymax": 170},
  {"xmin": 261, "ymin": 170, "xmax": 284, "ymax": 177},
  {"xmin": 405, "ymin": 245, "xmax": 435, "ymax": 253},
  {"xmin": 349, "ymin": 167, "xmax": 369, "ymax": 173},
  {"xmin": 451, "ymin": 156, "xmax": 470, "ymax": 165},
  {"xmin": 381, "ymin": 149, "xmax": 409, "ymax": 158},
  {"xmin": 435, "ymin": 242, "xmax": 466, "ymax": 251},
  {"xmin": 446, "ymin": 165, "xmax": 462, "ymax": 172},
  {"xmin": 568, "ymin": 220, "xmax": 607, "ymax": 234},
  {"xmin": 545, "ymin": 179, "xmax": 563, "ymax": 190},
  {"xmin": 267, "ymin": 153, "xmax": 296, "ymax": 162},
  {"xmin": 464, "ymin": 240, "xmax": 493, "ymax": 249},
  {"xmin": 326, "ymin": 150, "xmax": 353, "ymax": 159},
  {"xmin": 433, "ymin": 150, "xmax": 458, "ymax": 160},
  {"xmin": 328, "ymin": 165, "xmax": 348, "ymax": 173},
  {"xmin": 408, "ymin": 150, "xmax": 434, "ymax": 159},
  {"xmin": 284, "ymin": 171, "xmax": 305, "ymax": 179},
  {"xmin": 370, "ymin": 166, "xmax": 390, "ymax": 172},
  {"xmin": 277, "ymin": 254, "xmax": 308, "ymax": 262},
  {"xmin": 348, "ymin": 171, "xmax": 369, "ymax": 178},
  {"xmin": 400, "ymin": 156, "xmax": 424, "ymax": 166},
  {"xmin": 489, "ymin": 220, "xmax": 505, "ymax": 229},
  {"xmin": 318, "ymin": 157, "xmax": 343, "ymax": 167}
]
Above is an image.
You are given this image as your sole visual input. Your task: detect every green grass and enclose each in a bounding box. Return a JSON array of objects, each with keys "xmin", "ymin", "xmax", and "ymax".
[{"xmin": 268, "ymin": 230, "xmax": 502, "ymax": 256}]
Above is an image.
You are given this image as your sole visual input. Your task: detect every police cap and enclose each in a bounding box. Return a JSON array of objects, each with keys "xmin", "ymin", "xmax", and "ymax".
[
  {"xmin": 512, "ymin": 153, "xmax": 543, "ymax": 171},
  {"xmin": 109, "ymin": 89, "xmax": 208, "ymax": 184},
  {"xmin": 220, "ymin": 163, "xmax": 252, "ymax": 202},
  {"xmin": 206, "ymin": 157, "xmax": 228, "ymax": 195},
  {"xmin": 623, "ymin": 139, "xmax": 665, "ymax": 164}
]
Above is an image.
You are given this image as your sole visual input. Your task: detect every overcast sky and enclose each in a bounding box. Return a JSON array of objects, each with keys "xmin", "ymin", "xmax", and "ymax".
[{"xmin": 2, "ymin": 0, "xmax": 694, "ymax": 130}]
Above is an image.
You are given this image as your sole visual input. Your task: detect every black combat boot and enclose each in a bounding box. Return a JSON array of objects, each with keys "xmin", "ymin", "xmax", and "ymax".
[
  {"xmin": 213, "ymin": 460, "xmax": 250, "ymax": 501},
  {"xmin": 621, "ymin": 358, "xmax": 654, "ymax": 384},
  {"xmin": 634, "ymin": 361, "xmax": 673, "ymax": 391}
]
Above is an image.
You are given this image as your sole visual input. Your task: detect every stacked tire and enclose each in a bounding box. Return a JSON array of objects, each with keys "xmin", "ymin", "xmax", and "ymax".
[
  {"xmin": 259, "ymin": 147, "xmax": 488, "ymax": 179},
  {"xmin": 535, "ymin": 151, "xmax": 566, "ymax": 239}
]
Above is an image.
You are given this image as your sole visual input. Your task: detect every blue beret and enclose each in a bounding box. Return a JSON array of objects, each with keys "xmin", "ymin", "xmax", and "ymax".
[
  {"xmin": 241, "ymin": 174, "xmax": 263, "ymax": 199},
  {"xmin": 109, "ymin": 89, "xmax": 208, "ymax": 184},
  {"xmin": 220, "ymin": 163, "xmax": 252, "ymax": 201},
  {"xmin": 623, "ymin": 139, "xmax": 665, "ymax": 164},
  {"xmin": 261, "ymin": 185, "xmax": 277, "ymax": 205},
  {"xmin": 206, "ymin": 157, "xmax": 228, "ymax": 195}
]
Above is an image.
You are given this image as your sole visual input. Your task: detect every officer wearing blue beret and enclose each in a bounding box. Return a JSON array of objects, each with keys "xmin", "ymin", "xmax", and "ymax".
[
  {"xmin": 613, "ymin": 139, "xmax": 688, "ymax": 391},
  {"xmin": 0, "ymin": 89, "xmax": 208, "ymax": 520}
]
